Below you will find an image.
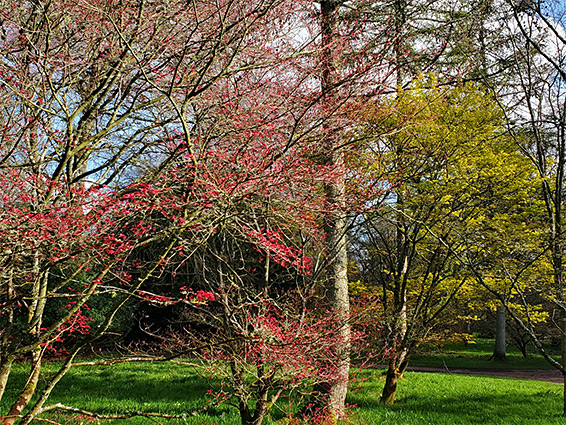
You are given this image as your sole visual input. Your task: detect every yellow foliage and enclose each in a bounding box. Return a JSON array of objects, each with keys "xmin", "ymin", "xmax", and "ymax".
[
  {"xmin": 349, "ymin": 73, "xmax": 549, "ymax": 339},
  {"xmin": 421, "ymin": 331, "xmax": 476, "ymax": 349}
]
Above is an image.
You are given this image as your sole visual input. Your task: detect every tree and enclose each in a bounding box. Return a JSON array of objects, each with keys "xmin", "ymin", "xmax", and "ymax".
[
  {"xmin": 125, "ymin": 140, "xmax": 338, "ymax": 425},
  {"xmin": 447, "ymin": 0, "xmax": 566, "ymax": 414},
  {"xmin": 1, "ymin": 1, "xmax": 396, "ymax": 421},
  {"xmin": 0, "ymin": 171, "xmax": 189, "ymax": 424},
  {"xmin": 0, "ymin": 0, "xmax": 325, "ymax": 422},
  {"xmin": 349, "ymin": 77, "xmax": 538, "ymax": 404},
  {"xmin": 492, "ymin": 305, "xmax": 507, "ymax": 360},
  {"xmin": 316, "ymin": 1, "xmax": 352, "ymax": 418}
]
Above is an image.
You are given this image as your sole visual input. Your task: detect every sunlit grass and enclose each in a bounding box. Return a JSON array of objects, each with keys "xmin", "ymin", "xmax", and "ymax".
[
  {"xmin": 3, "ymin": 361, "xmax": 239, "ymax": 425},
  {"xmin": 2, "ymin": 342, "xmax": 564, "ymax": 424},
  {"xmin": 350, "ymin": 370, "xmax": 564, "ymax": 425},
  {"xmin": 410, "ymin": 338, "xmax": 559, "ymax": 370}
]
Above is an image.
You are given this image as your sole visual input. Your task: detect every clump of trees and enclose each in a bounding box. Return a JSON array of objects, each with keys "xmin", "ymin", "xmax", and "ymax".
[
  {"xmin": 1, "ymin": 0, "xmax": 566, "ymax": 423},
  {"xmin": 0, "ymin": 0, "xmax": 375, "ymax": 422}
]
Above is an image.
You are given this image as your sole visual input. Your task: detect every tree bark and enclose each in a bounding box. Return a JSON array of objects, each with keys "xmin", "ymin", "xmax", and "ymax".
[
  {"xmin": 4, "ymin": 350, "xmax": 42, "ymax": 425},
  {"xmin": 380, "ymin": 361, "xmax": 401, "ymax": 405},
  {"xmin": 561, "ymin": 310, "xmax": 566, "ymax": 417},
  {"xmin": 0, "ymin": 356, "xmax": 14, "ymax": 408},
  {"xmin": 492, "ymin": 305, "xmax": 506, "ymax": 360},
  {"xmin": 380, "ymin": 347, "xmax": 409, "ymax": 405},
  {"xmin": 319, "ymin": 0, "xmax": 351, "ymax": 419},
  {"xmin": 237, "ymin": 385, "xmax": 268, "ymax": 425}
]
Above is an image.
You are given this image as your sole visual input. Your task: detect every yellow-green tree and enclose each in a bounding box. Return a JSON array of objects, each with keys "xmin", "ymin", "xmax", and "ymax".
[{"xmin": 349, "ymin": 76, "xmax": 541, "ymax": 404}]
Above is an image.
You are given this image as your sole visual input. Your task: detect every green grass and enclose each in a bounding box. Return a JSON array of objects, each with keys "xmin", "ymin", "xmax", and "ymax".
[
  {"xmin": 349, "ymin": 370, "xmax": 564, "ymax": 425},
  {"xmin": 2, "ymin": 341, "xmax": 564, "ymax": 425},
  {"xmin": 3, "ymin": 361, "xmax": 240, "ymax": 425},
  {"xmin": 410, "ymin": 338, "xmax": 559, "ymax": 370}
]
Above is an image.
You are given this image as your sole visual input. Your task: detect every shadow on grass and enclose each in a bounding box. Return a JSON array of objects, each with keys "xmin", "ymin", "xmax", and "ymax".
[
  {"xmin": 2, "ymin": 361, "xmax": 236, "ymax": 423},
  {"xmin": 55, "ymin": 365, "xmax": 219, "ymax": 410}
]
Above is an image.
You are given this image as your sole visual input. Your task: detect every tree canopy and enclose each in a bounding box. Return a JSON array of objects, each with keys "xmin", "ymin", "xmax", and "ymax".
[{"xmin": 1, "ymin": 0, "xmax": 566, "ymax": 423}]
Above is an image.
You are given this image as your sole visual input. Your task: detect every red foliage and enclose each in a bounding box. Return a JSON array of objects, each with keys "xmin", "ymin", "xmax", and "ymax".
[
  {"xmin": 0, "ymin": 0, "xmax": 395, "ymax": 422},
  {"xmin": 40, "ymin": 309, "xmax": 93, "ymax": 357}
]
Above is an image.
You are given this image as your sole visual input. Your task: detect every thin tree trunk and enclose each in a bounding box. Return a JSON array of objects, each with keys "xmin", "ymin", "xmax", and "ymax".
[
  {"xmin": 380, "ymin": 0, "xmax": 412, "ymax": 403},
  {"xmin": 492, "ymin": 305, "xmax": 506, "ymax": 360},
  {"xmin": 398, "ymin": 355, "xmax": 410, "ymax": 378},
  {"xmin": 561, "ymin": 310, "xmax": 566, "ymax": 416},
  {"xmin": 249, "ymin": 363, "xmax": 270, "ymax": 425},
  {"xmin": 0, "ymin": 270, "xmax": 15, "ymax": 406},
  {"xmin": 380, "ymin": 344, "xmax": 409, "ymax": 405},
  {"xmin": 0, "ymin": 356, "xmax": 15, "ymax": 407},
  {"xmin": 239, "ymin": 400, "xmax": 253, "ymax": 425},
  {"xmin": 4, "ymin": 350, "xmax": 42, "ymax": 425},
  {"xmin": 237, "ymin": 380, "xmax": 269, "ymax": 425},
  {"xmin": 379, "ymin": 211, "xmax": 410, "ymax": 405},
  {"xmin": 249, "ymin": 387, "xmax": 269, "ymax": 425}
]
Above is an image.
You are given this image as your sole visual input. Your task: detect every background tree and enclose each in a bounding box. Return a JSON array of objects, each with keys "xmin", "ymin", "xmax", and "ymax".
[
  {"xmin": 349, "ymin": 78, "xmax": 538, "ymax": 404},
  {"xmin": 447, "ymin": 0, "xmax": 566, "ymax": 413}
]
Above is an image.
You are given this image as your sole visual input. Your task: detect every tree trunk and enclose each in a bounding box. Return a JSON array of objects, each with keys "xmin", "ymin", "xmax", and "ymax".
[
  {"xmin": 0, "ymin": 356, "xmax": 15, "ymax": 407},
  {"xmin": 321, "ymin": 150, "xmax": 351, "ymax": 420},
  {"xmin": 517, "ymin": 340, "xmax": 528, "ymax": 358},
  {"xmin": 238, "ymin": 393, "xmax": 268, "ymax": 425},
  {"xmin": 380, "ymin": 359, "xmax": 402, "ymax": 405},
  {"xmin": 0, "ymin": 269, "xmax": 15, "ymax": 406},
  {"xmin": 250, "ymin": 390, "xmax": 269, "ymax": 425},
  {"xmin": 561, "ymin": 309, "xmax": 566, "ymax": 416},
  {"xmin": 319, "ymin": 0, "xmax": 351, "ymax": 419},
  {"xmin": 4, "ymin": 350, "xmax": 42, "ymax": 425},
  {"xmin": 492, "ymin": 305, "xmax": 506, "ymax": 360},
  {"xmin": 239, "ymin": 399, "xmax": 253, "ymax": 425},
  {"xmin": 398, "ymin": 356, "xmax": 410, "ymax": 378}
]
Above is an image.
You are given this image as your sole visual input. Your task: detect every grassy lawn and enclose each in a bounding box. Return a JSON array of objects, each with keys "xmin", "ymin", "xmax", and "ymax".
[
  {"xmin": 2, "ymin": 361, "xmax": 238, "ymax": 425},
  {"xmin": 2, "ymin": 341, "xmax": 563, "ymax": 424},
  {"xmin": 410, "ymin": 337, "xmax": 559, "ymax": 370},
  {"xmin": 350, "ymin": 370, "xmax": 563, "ymax": 425}
]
